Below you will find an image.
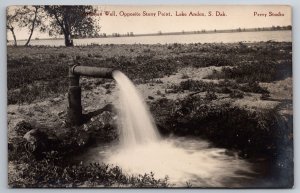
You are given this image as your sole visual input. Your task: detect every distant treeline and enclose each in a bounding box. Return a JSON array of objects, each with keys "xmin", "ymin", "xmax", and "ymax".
[{"xmin": 90, "ymin": 25, "xmax": 292, "ymax": 39}]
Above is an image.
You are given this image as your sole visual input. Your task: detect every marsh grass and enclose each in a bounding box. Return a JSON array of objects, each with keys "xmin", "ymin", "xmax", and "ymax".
[
  {"xmin": 8, "ymin": 80, "xmax": 67, "ymax": 104},
  {"xmin": 7, "ymin": 42, "xmax": 291, "ymax": 104},
  {"xmin": 10, "ymin": 159, "xmax": 170, "ymax": 188},
  {"xmin": 150, "ymin": 95, "xmax": 289, "ymax": 158},
  {"xmin": 9, "ymin": 147, "xmax": 170, "ymax": 188},
  {"xmin": 168, "ymin": 79, "xmax": 269, "ymax": 97},
  {"xmin": 206, "ymin": 59, "xmax": 291, "ymax": 83}
]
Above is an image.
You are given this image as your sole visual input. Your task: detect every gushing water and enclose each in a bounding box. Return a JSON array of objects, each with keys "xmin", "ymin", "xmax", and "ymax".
[
  {"xmin": 112, "ymin": 71, "xmax": 160, "ymax": 147},
  {"xmin": 89, "ymin": 71, "xmax": 254, "ymax": 187}
]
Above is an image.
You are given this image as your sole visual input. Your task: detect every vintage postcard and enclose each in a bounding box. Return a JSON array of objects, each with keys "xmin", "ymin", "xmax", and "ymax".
[{"xmin": 7, "ymin": 5, "xmax": 293, "ymax": 188}]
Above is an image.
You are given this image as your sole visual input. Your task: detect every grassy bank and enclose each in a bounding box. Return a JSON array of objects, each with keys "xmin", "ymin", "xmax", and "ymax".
[{"xmin": 8, "ymin": 42, "xmax": 291, "ymax": 104}]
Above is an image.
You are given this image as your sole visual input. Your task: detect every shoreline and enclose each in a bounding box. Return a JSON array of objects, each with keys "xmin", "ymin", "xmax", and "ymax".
[
  {"xmin": 7, "ymin": 30, "xmax": 292, "ymax": 46},
  {"xmin": 6, "ymin": 41, "xmax": 293, "ymax": 48},
  {"xmin": 8, "ymin": 29, "xmax": 291, "ymax": 42}
]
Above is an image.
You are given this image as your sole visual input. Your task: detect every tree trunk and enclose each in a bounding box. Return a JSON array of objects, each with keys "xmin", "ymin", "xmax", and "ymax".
[
  {"xmin": 63, "ymin": 7, "xmax": 73, "ymax": 47},
  {"xmin": 25, "ymin": 7, "xmax": 38, "ymax": 46},
  {"xmin": 64, "ymin": 32, "xmax": 73, "ymax": 47},
  {"xmin": 10, "ymin": 28, "xmax": 17, "ymax": 46}
]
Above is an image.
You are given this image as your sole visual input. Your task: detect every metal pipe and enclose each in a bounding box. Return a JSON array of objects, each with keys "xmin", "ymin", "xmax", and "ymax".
[
  {"xmin": 67, "ymin": 63, "xmax": 115, "ymax": 126},
  {"xmin": 72, "ymin": 65, "xmax": 114, "ymax": 79}
]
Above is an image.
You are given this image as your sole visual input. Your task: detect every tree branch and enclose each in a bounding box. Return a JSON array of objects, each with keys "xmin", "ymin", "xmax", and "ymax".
[
  {"xmin": 53, "ymin": 10, "xmax": 66, "ymax": 35},
  {"xmin": 25, "ymin": 6, "xmax": 38, "ymax": 46}
]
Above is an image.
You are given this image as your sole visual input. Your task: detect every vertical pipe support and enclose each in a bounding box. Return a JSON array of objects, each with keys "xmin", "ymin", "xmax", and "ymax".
[{"xmin": 67, "ymin": 61, "xmax": 83, "ymax": 126}]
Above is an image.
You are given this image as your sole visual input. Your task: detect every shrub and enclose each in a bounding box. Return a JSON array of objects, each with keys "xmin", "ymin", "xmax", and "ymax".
[
  {"xmin": 240, "ymin": 82, "xmax": 269, "ymax": 94},
  {"xmin": 205, "ymin": 91, "xmax": 217, "ymax": 100},
  {"xmin": 261, "ymin": 93, "xmax": 271, "ymax": 100},
  {"xmin": 10, "ymin": 158, "xmax": 170, "ymax": 188},
  {"xmin": 222, "ymin": 60, "xmax": 277, "ymax": 83},
  {"xmin": 178, "ymin": 79, "xmax": 214, "ymax": 92},
  {"xmin": 229, "ymin": 90, "xmax": 244, "ymax": 98},
  {"xmin": 169, "ymin": 79, "xmax": 268, "ymax": 95},
  {"xmin": 181, "ymin": 73, "xmax": 189, "ymax": 79},
  {"xmin": 8, "ymin": 80, "xmax": 67, "ymax": 104},
  {"xmin": 178, "ymin": 54, "xmax": 232, "ymax": 68},
  {"xmin": 58, "ymin": 53, "xmax": 67, "ymax": 58}
]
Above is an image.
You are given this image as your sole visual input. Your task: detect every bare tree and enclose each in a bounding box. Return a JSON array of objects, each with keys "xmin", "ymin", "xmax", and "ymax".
[
  {"xmin": 7, "ymin": 6, "xmax": 44, "ymax": 46},
  {"xmin": 23, "ymin": 6, "xmax": 44, "ymax": 46},
  {"xmin": 7, "ymin": 6, "xmax": 24, "ymax": 46}
]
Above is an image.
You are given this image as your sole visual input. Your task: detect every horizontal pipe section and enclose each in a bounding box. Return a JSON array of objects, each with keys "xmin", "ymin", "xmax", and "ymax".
[{"xmin": 72, "ymin": 66, "xmax": 114, "ymax": 79}]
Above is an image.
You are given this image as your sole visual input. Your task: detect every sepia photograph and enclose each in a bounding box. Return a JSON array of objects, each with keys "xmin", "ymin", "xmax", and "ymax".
[{"xmin": 7, "ymin": 5, "xmax": 293, "ymax": 188}]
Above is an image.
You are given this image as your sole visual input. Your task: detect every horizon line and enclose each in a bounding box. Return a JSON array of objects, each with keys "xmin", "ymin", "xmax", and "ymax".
[{"xmin": 9, "ymin": 25, "xmax": 292, "ymax": 41}]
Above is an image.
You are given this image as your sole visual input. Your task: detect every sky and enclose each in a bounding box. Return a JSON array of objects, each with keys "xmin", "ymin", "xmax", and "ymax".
[{"xmin": 7, "ymin": 5, "xmax": 292, "ymax": 40}]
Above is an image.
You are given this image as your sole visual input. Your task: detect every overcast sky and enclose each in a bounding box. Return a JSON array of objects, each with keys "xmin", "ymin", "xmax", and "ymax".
[{"xmin": 7, "ymin": 5, "xmax": 292, "ymax": 40}]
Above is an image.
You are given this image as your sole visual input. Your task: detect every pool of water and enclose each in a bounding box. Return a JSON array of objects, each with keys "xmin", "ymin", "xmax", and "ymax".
[{"xmin": 73, "ymin": 136, "xmax": 257, "ymax": 187}]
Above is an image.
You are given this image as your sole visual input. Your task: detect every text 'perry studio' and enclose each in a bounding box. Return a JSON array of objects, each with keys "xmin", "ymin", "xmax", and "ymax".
[{"xmin": 253, "ymin": 11, "xmax": 285, "ymax": 17}]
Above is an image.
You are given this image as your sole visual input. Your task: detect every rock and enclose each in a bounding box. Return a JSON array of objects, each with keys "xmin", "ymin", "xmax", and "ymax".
[
  {"xmin": 23, "ymin": 129, "xmax": 58, "ymax": 159},
  {"xmin": 23, "ymin": 129, "xmax": 43, "ymax": 144},
  {"xmin": 165, "ymin": 89, "xmax": 176, "ymax": 94},
  {"xmin": 77, "ymin": 111, "xmax": 117, "ymax": 142},
  {"xmin": 14, "ymin": 121, "xmax": 34, "ymax": 136},
  {"xmin": 58, "ymin": 111, "xmax": 65, "ymax": 117},
  {"xmin": 88, "ymin": 111, "xmax": 115, "ymax": 131},
  {"xmin": 76, "ymin": 131, "xmax": 90, "ymax": 147}
]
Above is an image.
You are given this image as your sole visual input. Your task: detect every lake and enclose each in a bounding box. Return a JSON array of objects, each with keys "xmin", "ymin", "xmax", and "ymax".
[{"xmin": 11, "ymin": 30, "xmax": 291, "ymax": 46}]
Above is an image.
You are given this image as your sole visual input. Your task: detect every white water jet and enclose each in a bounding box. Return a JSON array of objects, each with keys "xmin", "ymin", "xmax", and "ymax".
[
  {"xmin": 112, "ymin": 71, "xmax": 160, "ymax": 147},
  {"xmin": 94, "ymin": 71, "xmax": 254, "ymax": 187}
]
